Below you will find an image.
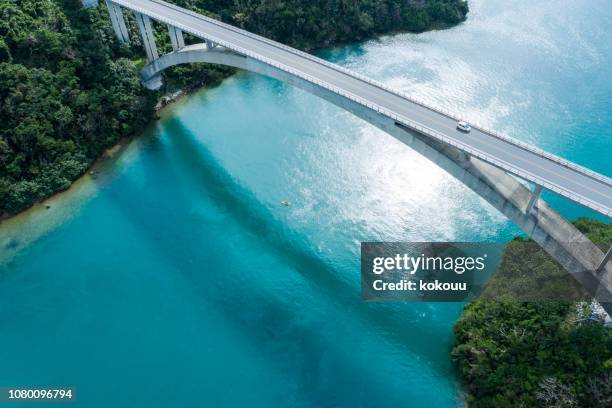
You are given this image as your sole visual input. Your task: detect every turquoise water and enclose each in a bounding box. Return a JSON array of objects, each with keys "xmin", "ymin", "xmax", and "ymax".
[{"xmin": 1, "ymin": 0, "xmax": 611, "ymax": 406}]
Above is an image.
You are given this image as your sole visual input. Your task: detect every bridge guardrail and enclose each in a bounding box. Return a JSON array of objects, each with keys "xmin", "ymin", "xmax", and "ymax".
[
  {"xmin": 113, "ymin": 0, "xmax": 612, "ymax": 217},
  {"xmin": 143, "ymin": 0, "xmax": 612, "ymax": 188}
]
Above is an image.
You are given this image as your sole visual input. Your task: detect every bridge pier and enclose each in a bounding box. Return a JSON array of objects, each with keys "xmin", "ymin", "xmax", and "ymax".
[
  {"xmin": 82, "ymin": 0, "xmax": 99, "ymax": 9},
  {"xmin": 168, "ymin": 25, "xmax": 185, "ymax": 51},
  {"xmin": 134, "ymin": 19, "xmax": 611, "ymax": 315},
  {"xmin": 526, "ymin": 184, "xmax": 542, "ymax": 214},
  {"xmin": 135, "ymin": 12, "xmax": 159, "ymax": 61},
  {"xmin": 597, "ymin": 247, "xmax": 612, "ymax": 274},
  {"xmin": 105, "ymin": 0, "xmax": 129, "ymax": 44}
]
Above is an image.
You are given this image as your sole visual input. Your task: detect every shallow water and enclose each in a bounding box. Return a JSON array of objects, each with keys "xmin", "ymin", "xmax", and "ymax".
[{"xmin": 1, "ymin": 0, "xmax": 610, "ymax": 406}]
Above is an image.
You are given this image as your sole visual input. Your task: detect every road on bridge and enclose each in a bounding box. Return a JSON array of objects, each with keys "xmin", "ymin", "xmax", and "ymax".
[{"xmin": 113, "ymin": 0, "xmax": 612, "ymax": 217}]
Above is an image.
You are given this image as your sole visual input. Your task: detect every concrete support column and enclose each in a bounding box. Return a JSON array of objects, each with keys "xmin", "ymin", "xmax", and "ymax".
[
  {"xmin": 105, "ymin": 0, "xmax": 130, "ymax": 43},
  {"xmin": 526, "ymin": 184, "xmax": 543, "ymax": 214},
  {"xmin": 167, "ymin": 25, "xmax": 185, "ymax": 51},
  {"xmin": 135, "ymin": 12, "xmax": 159, "ymax": 61},
  {"xmin": 206, "ymin": 39, "xmax": 217, "ymax": 49},
  {"xmin": 597, "ymin": 246, "xmax": 612, "ymax": 274},
  {"xmin": 82, "ymin": 0, "xmax": 99, "ymax": 9}
]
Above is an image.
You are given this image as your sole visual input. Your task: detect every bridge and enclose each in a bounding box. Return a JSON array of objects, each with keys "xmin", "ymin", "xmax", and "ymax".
[{"xmin": 99, "ymin": 0, "xmax": 612, "ymax": 313}]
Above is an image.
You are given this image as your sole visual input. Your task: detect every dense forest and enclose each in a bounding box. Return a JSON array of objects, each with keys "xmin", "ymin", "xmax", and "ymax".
[
  {"xmin": 453, "ymin": 217, "xmax": 612, "ymax": 408},
  {"xmin": 0, "ymin": 0, "xmax": 468, "ymax": 216}
]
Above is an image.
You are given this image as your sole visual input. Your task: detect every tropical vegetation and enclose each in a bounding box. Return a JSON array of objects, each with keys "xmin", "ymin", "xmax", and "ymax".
[
  {"xmin": 0, "ymin": 0, "xmax": 468, "ymax": 215},
  {"xmin": 453, "ymin": 218, "xmax": 612, "ymax": 407}
]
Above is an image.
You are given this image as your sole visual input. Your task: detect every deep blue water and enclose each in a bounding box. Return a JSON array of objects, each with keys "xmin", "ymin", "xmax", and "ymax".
[{"xmin": 1, "ymin": 0, "xmax": 610, "ymax": 406}]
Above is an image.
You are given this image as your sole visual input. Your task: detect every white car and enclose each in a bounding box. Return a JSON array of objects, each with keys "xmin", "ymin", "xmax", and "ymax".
[{"xmin": 456, "ymin": 121, "xmax": 471, "ymax": 133}]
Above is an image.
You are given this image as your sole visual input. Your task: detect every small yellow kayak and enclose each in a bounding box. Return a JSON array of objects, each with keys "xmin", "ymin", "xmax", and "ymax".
[{"xmin": 280, "ymin": 200, "xmax": 290, "ymax": 206}]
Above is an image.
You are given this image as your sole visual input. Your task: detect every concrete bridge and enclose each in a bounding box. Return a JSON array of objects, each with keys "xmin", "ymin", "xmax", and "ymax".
[{"xmin": 99, "ymin": 0, "xmax": 612, "ymax": 313}]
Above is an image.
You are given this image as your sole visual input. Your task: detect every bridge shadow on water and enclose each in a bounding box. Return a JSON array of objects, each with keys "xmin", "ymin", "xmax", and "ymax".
[{"xmin": 104, "ymin": 116, "xmax": 460, "ymax": 403}]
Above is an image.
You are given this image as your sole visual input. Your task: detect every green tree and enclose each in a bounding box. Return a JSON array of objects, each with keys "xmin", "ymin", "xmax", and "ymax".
[
  {"xmin": 453, "ymin": 219, "xmax": 612, "ymax": 407},
  {"xmin": 0, "ymin": 0, "xmax": 468, "ymax": 215}
]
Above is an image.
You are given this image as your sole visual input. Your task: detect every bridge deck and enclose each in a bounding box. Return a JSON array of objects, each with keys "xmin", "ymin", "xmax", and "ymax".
[{"xmin": 114, "ymin": 0, "xmax": 612, "ymax": 217}]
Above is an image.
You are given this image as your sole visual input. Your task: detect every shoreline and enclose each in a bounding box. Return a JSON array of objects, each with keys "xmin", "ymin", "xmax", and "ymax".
[
  {"xmin": 0, "ymin": 14, "xmax": 469, "ymax": 225},
  {"xmin": 0, "ymin": 135, "xmax": 130, "ymax": 224},
  {"xmin": 0, "ymin": 84, "xmax": 197, "ymax": 225},
  {"xmin": 0, "ymin": 135, "xmax": 130, "ymax": 225}
]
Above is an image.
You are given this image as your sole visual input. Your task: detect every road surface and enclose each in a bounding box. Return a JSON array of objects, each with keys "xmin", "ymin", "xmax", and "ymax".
[{"xmin": 113, "ymin": 0, "xmax": 612, "ymax": 217}]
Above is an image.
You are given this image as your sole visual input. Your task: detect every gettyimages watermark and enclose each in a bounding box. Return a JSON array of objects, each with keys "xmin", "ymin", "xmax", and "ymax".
[{"xmin": 361, "ymin": 242, "xmax": 599, "ymax": 302}]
